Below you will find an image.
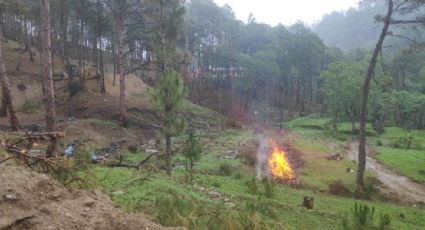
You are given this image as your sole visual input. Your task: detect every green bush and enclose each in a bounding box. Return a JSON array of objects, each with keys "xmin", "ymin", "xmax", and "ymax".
[
  {"xmin": 342, "ymin": 202, "xmax": 392, "ymax": 230},
  {"xmin": 218, "ymin": 162, "xmax": 233, "ymax": 177},
  {"xmin": 390, "ymin": 135, "xmax": 421, "ymax": 150},
  {"xmin": 20, "ymin": 99, "xmax": 41, "ymax": 113},
  {"xmin": 262, "ymin": 179, "xmax": 276, "ymax": 198},
  {"xmin": 246, "ymin": 178, "xmax": 259, "ymax": 195},
  {"xmin": 127, "ymin": 145, "xmax": 138, "ymax": 153}
]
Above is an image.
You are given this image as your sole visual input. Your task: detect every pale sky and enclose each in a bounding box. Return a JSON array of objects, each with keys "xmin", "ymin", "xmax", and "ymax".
[{"xmin": 213, "ymin": 0, "xmax": 360, "ymax": 26}]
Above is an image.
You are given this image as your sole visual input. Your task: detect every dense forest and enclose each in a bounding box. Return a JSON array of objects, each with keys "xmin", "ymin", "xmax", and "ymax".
[{"xmin": 0, "ymin": 0, "xmax": 424, "ymax": 229}]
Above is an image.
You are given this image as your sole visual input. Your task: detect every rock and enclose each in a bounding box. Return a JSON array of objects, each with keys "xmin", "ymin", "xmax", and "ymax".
[
  {"xmin": 4, "ymin": 194, "xmax": 17, "ymax": 201},
  {"xmin": 148, "ymin": 139, "xmax": 156, "ymax": 146},
  {"xmin": 112, "ymin": 190, "xmax": 125, "ymax": 196},
  {"xmin": 208, "ymin": 191, "xmax": 221, "ymax": 199},
  {"xmin": 146, "ymin": 149, "xmax": 159, "ymax": 154},
  {"xmin": 225, "ymin": 202, "xmax": 236, "ymax": 208},
  {"xmin": 83, "ymin": 198, "xmax": 96, "ymax": 207}
]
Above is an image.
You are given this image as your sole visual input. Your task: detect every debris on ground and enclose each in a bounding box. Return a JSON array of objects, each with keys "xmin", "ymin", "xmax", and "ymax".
[
  {"xmin": 219, "ymin": 150, "xmax": 239, "ymax": 160},
  {"xmin": 326, "ymin": 153, "xmax": 343, "ymax": 161}
]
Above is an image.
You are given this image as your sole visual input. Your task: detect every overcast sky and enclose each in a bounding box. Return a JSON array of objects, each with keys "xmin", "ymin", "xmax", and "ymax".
[{"xmin": 213, "ymin": 0, "xmax": 360, "ymax": 26}]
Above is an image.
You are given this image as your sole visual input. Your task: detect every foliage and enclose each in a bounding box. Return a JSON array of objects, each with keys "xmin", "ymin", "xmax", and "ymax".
[
  {"xmin": 218, "ymin": 162, "xmax": 233, "ymax": 177},
  {"xmin": 342, "ymin": 202, "xmax": 392, "ymax": 230},
  {"xmin": 182, "ymin": 131, "xmax": 202, "ymax": 182},
  {"xmin": 321, "ymin": 62, "xmax": 364, "ymax": 132},
  {"xmin": 262, "ymin": 179, "xmax": 276, "ymax": 198},
  {"xmin": 151, "ymin": 68, "xmax": 186, "ymax": 137},
  {"xmin": 19, "ymin": 99, "xmax": 41, "ymax": 113}
]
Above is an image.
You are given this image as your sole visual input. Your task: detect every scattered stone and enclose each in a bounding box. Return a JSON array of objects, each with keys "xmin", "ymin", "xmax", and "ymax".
[
  {"xmin": 225, "ymin": 202, "xmax": 236, "ymax": 208},
  {"xmin": 219, "ymin": 150, "xmax": 239, "ymax": 160},
  {"xmin": 83, "ymin": 198, "xmax": 96, "ymax": 207},
  {"xmin": 146, "ymin": 149, "xmax": 159, "ymax": 154},
  {"xmin": 4, "ymin": 194, "xmax": 17, "ymax": 201},
  {"xmin": 112, "ymin": 190, "xmax": 125, "ymax": 196},
  {"xmin": 326, "ymin": 153, "xmax": 343, "ymax": 161},
  {"xmin": 208, "ymin": 191, "xmax": 221, "ymax": 199}
]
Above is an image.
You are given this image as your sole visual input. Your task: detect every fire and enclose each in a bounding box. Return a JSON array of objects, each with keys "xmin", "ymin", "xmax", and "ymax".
[{"xmin": 268, "ymin": 144, "xmax": 296, "ymax": 181}]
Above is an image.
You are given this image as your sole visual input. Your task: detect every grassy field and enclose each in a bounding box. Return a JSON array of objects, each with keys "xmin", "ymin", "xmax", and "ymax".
[
  {"xmin": 286, "ymin": 115, "xmax": 425, "ymax": 185},
  {"xmin": 78, "ymin": 127, "xmax": 425, "ymax": 230},
  {"xmin": 376, "ymin": 147, "xmax": 425, "ymax": 183}
]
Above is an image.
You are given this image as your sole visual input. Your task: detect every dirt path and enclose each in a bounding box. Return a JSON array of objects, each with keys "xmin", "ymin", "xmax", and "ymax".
[{"xmin": 348, "ymin": 141, "xmax": 425, "ymax": 204}]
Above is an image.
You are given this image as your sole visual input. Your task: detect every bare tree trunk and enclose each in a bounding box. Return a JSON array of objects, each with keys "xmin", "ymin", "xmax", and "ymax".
[
  {"xmin": 60, "ymin": 0, "xmax": 69, "ymax": 65},
  {"xmin": 41, "ymin": 0, "xmax": 57, "ymax": 157},
  {"xmin": 0, "ymin": 86, "xmax": 8, "ymax": 117},
  {"xmin": 0, "ymin": 23, "xmax": 19, "ymax": 131},
  {"xmin": 115, "ymin": 13, "xmax": 126, "ymax": 126},
  {"xmin": 165, "ymin": 134, "xmax": 171, "ymax": 176},
  {"xmin": 99, "ymin": 37, "xmax": 105, "ymax": 94},
  {"xmin": 112, "ymin": 35, "xmax": 116, "ymax": 86},
  {"xmin": 357, "ymin": 0, "xmax": 393, "ymax": 194}
]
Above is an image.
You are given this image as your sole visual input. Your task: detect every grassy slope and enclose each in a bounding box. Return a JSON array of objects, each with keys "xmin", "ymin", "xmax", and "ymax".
[
  {"xmin": 376, "ymin": 146, "xmax": 425, "ymax": 183},
  {"xmin": 81, "ymin": 125, "xmax": 425, "ymax": 230},
  {"xmin": 287, "ymin": 116, "xmax": 425, "ymax": 185},
  {"xmin": 374, "ymin": 127, "xmax": 425, "ymax": 183}
]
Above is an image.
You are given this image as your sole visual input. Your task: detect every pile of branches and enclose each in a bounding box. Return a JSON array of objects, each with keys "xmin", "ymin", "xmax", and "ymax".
[{"xmin": 0, "ymin": 132, "xmax": 65, "ymax": 173}]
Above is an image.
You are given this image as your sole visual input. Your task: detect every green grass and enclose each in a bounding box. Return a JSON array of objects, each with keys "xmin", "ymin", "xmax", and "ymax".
[
  {"xmin": 84, "ymin": 164, "xmax": 425, "ymax": 230},
  {"xmin": 76, "ymin": 127, "xmax": 425, "ymax": 229},
  {"xmin": 376, "ymin": 147, "xmax": 425, "ymax": 183}
]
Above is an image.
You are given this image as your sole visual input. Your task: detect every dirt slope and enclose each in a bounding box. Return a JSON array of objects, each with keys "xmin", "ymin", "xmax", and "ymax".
[
  {"xmin": 348, "ymin": 141, "xmax": 425, "ymax": 204},
  {"xmin": 0, "ymin": 162, "xmax": 183, "ymax": 230}
]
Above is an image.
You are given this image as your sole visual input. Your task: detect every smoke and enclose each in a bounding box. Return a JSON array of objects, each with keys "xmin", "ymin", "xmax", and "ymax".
[{"xmin": 256, "ymin": 135, "xmax": 271, "ymax": 179}]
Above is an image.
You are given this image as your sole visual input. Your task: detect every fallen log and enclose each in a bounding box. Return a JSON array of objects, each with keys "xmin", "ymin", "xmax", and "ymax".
[{"xmin": 107, "ymin": 152, "xmax": 162, "ymax": 169}]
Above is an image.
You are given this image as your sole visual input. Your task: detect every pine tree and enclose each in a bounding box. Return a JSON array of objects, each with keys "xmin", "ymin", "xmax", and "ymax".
[{"xmin": 151, "ymin": 68, "xmax": 185, "ymax": 176}]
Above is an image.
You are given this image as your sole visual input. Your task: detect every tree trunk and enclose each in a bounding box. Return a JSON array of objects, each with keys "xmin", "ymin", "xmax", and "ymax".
[
  {"xmin": 115, "ymin": 13, "xmax": 126, "ymax": 126},
  {"xmin": 99, "ymin": 37, "xmax": 105, "ymax": 94},
  {"xmin": 0, "ymin": 86, "xmax": 8, "ymax": 117},
  {"xmin": 112, "ymin": 35, "xmax": 116, "ymax": 86},
  {"xmin": 357, "ymin": 0, "xmax": 393, "ymax": 194},
  {"xmin": 60, "ymin": 0, "xmax": 69, "ymax": 65},
  {"xmin": 41, "ymin": 0, "xmax": 57, "ymax": 157},
  {"xmin": 0, "ymin": 23, "xmax": 19, "ymax": 131},
  {"xmin": 165, "ymin": 134, "xmax": 172, "ymax": 177}
]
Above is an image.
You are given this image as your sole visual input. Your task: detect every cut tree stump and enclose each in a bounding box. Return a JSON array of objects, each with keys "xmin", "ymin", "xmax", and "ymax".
[{"xmin": 303, "ymin": 196, "xmax": 314, "ymax": 209}]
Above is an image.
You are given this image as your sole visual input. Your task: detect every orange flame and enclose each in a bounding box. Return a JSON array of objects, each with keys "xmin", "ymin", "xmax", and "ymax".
[{"xmin": 268, "ymin": 144, "xmax": 295, "ymax": 181}]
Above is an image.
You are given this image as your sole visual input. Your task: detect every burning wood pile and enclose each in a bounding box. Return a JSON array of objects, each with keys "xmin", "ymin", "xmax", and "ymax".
[{"xmin": 257, "ymin": 137, "xmax": 299, "ymax": 185}]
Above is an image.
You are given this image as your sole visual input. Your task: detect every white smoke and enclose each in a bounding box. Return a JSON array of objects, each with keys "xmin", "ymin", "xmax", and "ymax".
[{"xmin": 256, "ymin": 135, "xmax": 271, "ymax": 179}]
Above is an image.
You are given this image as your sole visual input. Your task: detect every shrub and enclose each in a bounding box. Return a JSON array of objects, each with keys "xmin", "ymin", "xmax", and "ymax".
[
  {"xmin": 127, "ymin": 145, "xmax": 138, "ymax": 153},
  {"xmin": 342, "ymin": 202, "xmax": 392, "ymax": 230},
  {"xmin": 372, "ymin": 120, "xmax": 385, "ymax": 135},
  {"xmin": 329, "ymin": 180, "xmax": 352, "ymax": 197},
  {"xmin": 20, "ymin": 99, "xmax": 41, "ymax": 113},
  {"xmin": 246, "ymin": 178, "xmax": 259, "ymax": 195},
  {"xmin": 218, "ymin": 162, "xmax": 233, "ymax": 177},
  {"xmin": 376, "ymin": 139, "xmax": 383, "ymax": 147},
  {"xmin": 390, "ymin": 135, "xmax": 421, "ymax": 150},
  {"xmin": 262, "ymin": 179, "xmax": 276, "ymax": 198}
]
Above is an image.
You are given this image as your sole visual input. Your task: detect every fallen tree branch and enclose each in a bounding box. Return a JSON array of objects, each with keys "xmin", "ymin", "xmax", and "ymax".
[
  {"xmin": 125, "ymin": 174, "xmax": 152, "ymax": 187},
  {"xmin": 107, "ymin": 153, "xmax": 165, "ymax": 169},
  {"xmin": 0, "ymin": 156, "xmax": 14, "ymax": 164}
]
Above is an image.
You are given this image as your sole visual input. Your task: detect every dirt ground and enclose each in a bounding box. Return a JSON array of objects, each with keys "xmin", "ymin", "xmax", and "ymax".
[
  {"xmin": 0, "ymin": 160, "xmax": 183, "ymax": 230},
  {"xmin": 348, "ymin": 141, "xmax": 425, "ymax": 204}
]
